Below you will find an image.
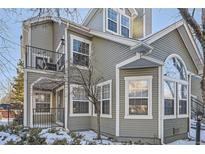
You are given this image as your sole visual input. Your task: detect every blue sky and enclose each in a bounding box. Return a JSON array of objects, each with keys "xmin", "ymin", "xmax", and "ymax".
[{"xmin": 0, "ymin": 8, "xmax": 200, "ymax": 98}]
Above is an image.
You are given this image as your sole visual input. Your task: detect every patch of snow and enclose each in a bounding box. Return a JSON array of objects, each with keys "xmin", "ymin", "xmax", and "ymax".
[
  {"xmin": 77, "ymin": 130, "xmax": 115, "ymax": 145},
  {"xmin": 0, "ymin": 119, "xmax": 14, "ymax": 126},
  {"xmin": 39, "ymin": 127, "xmax": 72, "ymax": 144},
  {"xmin": 0, "ymin": 132, "xmax": 21, "ymax": 145}
]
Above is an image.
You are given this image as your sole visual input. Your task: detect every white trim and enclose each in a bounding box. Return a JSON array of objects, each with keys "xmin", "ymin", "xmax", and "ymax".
[
  {"xmin": 115, "ymin": 54, "xmax": 140, "ymax": 136},
  {"xmin": 158, "ymin": 66, "xmax": 161, "ymax": 139},
  {"xmin": 163, "ymin": 54, "xmax": 189, "ymax": 119},
  {"xmin": 106, "ymin": 8, "xmax": 119, "ymax": 35},
  {"xmin": 143, "ymin": 8, "xmax": 146, "ymax": 37},
  {"xmin": 177, "ymin": 83, "xmax": 189, "ymax": 118},
  {"xmin": 69, "ymin": 84, "xmax": 91, "ymax": 117},
  {"xmin": 25, "ymin": 68, "xmax": 64, "ymax": 75},
  {"xmin": 142, "ymin": 56, "xmax": 164, "ymax": 65},
  {"xmin": 33, "ymin": 91, "xmax": 53, "ymax": 115},
  {"xmin": 93, "ymin": 80, "xmax": 112, "ymax": 118},
  {"xmin": 70, "ymin": 34, "xmax": 92, "ymax": 70},
  {"xmin": 56, "ymin": 85, "xmax": 64, "ymax": 125},
  {"xmin": 188, "ymin": 74, "xmax": 192, "ymax": 138},
  {"xmin": 23, "ymin": 70, "xmax": 27, "ymax": 126},
  {"xmin": 124, "ymin": 76, "xmax": 153, "ymax": 119},
  {"xmin": 120, "ymin": 14, "xmax": 131, "ymax": 38},
  {"xmin": 64, "ymin": 27, "xmax": 68, "ymax": 129},
  {"xmin": 103, "ymin": 9, "xmax": 106, "ymax": 32}
]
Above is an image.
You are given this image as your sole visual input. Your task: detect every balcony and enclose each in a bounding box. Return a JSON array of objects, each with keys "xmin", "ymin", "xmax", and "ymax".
[{"xmin": 25, "ymin": 45, "xmax": 65, "ymax": 72}]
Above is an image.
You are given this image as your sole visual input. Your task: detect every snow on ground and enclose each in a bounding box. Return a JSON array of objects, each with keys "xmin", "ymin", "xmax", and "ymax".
[
  {"xmin": 168, "ymin": 120, "xmax": 205, "ymax": 145},
  {"xmin": 77, "ymin": 130, "xmax": 117, "ymax": 145},
  {"xmin": 39, "ymin": 127, "xmax": 72, "ymax": 144},
  {"xmin": 0, "ymin": 119, "xmax": 14, "ymax": 126},
  {"xmin": 0, "ymin": 132, "xmax": 21, "ymax": 145}
]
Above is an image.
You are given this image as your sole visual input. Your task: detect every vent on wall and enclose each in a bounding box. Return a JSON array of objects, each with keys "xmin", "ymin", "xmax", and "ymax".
[{"xmin": 173, "ymin": 128, "xmax": 180, "ymax": 135}]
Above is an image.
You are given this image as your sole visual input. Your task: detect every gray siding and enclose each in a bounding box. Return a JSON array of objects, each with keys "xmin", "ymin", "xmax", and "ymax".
[
  {"xmin": 87, "ymin": 9, "xmax": 104, "ymax": 32},
  {"xmin": 69, "ymin": 117, "xmax": 91, "ymax": 131},
  {"xmin": 119, "ymin": 67, "xmax": 159, "ymax": 138},
  {"xmin": 164, "ymin": 118, "xmax": 188, "ymax": 143},
  {"xmin": 148, "ymin": 29, "xmax": 198, "ymax": 74},
  {"xmin": 31, "ymin": 22, "xmax": 54, "ymax": 50},
  {"xmin": 191, "ymin": 75, "xmax": 203, "ymax": 102}
]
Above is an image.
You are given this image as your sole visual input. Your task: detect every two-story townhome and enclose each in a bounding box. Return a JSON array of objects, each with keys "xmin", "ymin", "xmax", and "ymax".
[{"xmin": 21, "ymin": 8, "xmax": 204, "ymax": 144}]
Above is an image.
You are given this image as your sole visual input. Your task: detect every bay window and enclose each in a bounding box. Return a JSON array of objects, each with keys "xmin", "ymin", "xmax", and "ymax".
[
  {"xmin": 125, "ymin": 76, "xmax": 152, "ymax": 119},
  {"xmin": 163, "ymin": 55, "xmax": 188, "ymax": 118}
]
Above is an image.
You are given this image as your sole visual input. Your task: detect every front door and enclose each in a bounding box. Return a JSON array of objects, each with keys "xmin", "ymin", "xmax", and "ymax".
[{"xmin": 56, "ymin": 88, "xmax": 64, "ymax": 125}]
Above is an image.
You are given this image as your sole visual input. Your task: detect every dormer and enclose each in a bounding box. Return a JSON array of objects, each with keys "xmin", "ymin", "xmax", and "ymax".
[{"xmin": 83, "ymin": 8, "xmax": 152, "ymax": 39}]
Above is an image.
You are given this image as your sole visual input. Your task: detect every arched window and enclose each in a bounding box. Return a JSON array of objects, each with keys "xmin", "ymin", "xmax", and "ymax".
[
  {"xmin": 163, "ymin": 55, "xmax": 188, "ymax": 118},
  {"xmin": 164, "ymin": 56, "xmax": 187, "ymax": 81}
]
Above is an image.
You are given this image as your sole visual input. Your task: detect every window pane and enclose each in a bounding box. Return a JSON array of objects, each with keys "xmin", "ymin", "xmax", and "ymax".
[
  {"xmin": 73, "ymin": 101, "xmax": 89, "ymax": 113},
  {"xmin": 73, "ymin": 39, "xmax": 89, "ymax": 55},
  {"xmin": 121, "ymin": 15, "xmax": 129, "ymax": 27},
  {"xmin": 102, "ymin": 100, "xmax": 110, "ymax": 114},
  {"xmin": 35, "ymin": 93, "xmax": 50, "ymax": 102},
  {"xmin": 73, "ymin": 52, "xmax": 89, "ymax": 67},
  {"xmin": 179, "ymin": 100, "xmax": 187, "ymax": 114},
  {"xmin": 97, "ymin": 86, "xmax": 101, "ymax": 100},
  {"xmin": 164, "ymin": 57, "xmax": 187, "ymax": 80},
  {"xmin": 108, "ymin": 20, "xmax": 117, "ymax": 33},
  {"xmin": 128, "ymin": 80, "xmax": 148, "ymax": 97},
  {"xmin": 164, "ymin": 99, "xmax": 174, "ymax": 115},
  {"xmin": 72, "ymin": 87, "xmax": 87, "ymax": 100},
  {"xmin": 164, "ymin": 81, "xmax": 175, "ymax": 99},
  {"xmin": 102, "ymin": 84, "xmax": 110, "ymax": 99},
  {"xmin": 178, "ymin": 84, "xmax": 187, "ymax": 99},
  {"xmin": 129, "ymin": 98, "xmax": 148, "ymax": 115},
  {"xmin": 121, "ymin": 26, "xmax": 129, "ymax": 37},
  {"xmin": 36, "ymin": 103, "xmax": 50, "ymax": 113},
  {"xmin": 108, "ymin": 8, "xmax": 117, "ymax": 21}
]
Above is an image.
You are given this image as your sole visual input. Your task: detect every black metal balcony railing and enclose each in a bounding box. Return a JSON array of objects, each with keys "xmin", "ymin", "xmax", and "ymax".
[
  {"xmin": 25, "ymin": 45, "xmax": 65, "ymax": 72},
  {"xmin": 33, "ymin": 108, "xmax": 65, "ymax": 128}
]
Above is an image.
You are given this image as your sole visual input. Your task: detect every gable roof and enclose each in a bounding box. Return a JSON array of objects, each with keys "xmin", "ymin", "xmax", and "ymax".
[
  {"xmin": 82, "ymin": 8, "xmax": 138, "ymax": 26},
  {"xmin": 140, "ymin": 20, "xmax": 203, "ymax": 72}
]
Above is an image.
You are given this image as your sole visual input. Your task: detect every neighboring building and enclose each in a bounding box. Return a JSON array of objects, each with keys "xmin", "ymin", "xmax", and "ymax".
[{"xmin": 21, "ymin": 8, "xmax": 204, "ymax": 144}]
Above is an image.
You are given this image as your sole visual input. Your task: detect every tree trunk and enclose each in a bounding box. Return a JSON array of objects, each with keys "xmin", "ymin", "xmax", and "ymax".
[{"xmin": 96, "ymin": 102, "xmax": 101, "ymax": 139}]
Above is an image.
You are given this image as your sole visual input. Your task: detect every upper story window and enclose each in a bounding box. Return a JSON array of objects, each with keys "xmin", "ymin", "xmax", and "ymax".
[
  {"xmin": 70, "ymin": 34, "xmax": 91, "ymax": 69},
  {"xmin": 107, "ymin": 8, "xmax": 118, "ymax": 33},
  {"xmin": 121, "ymin": 15, "xmax": 130, "ymax": 37},
  {"xmin": 106, "ymin": 8, "xmax": 130, "ymax": 38}
]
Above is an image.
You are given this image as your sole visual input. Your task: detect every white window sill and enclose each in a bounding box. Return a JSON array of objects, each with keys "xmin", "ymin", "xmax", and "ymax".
[
  {"xmin": 34, "ymin": 113, "xmax": 52, "ymax": 115},
  {"xmin": 70, "ymin": 113, "xmax": 91, "ymax": 117},
  {"xmin": 177, "ymin": 114, "xmax": 189, "ymax": 118},
  {"xmin": 92, "ymin": 114, "xmax": 112, "ymax": 118},
  {"xmin": 124, "ymin": 115, "xmax": 153, "ymax": 119},
  {"xmin": 164, "ymin": 115, "xmax": 177, "ymax": 119}
]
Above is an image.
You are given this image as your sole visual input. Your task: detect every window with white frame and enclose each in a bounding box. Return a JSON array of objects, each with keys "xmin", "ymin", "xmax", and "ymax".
[
  {"xmin": 107, "ymin": 8, "xmax": 118, "ymax": 33},
  {"xmin": 70, "ymin": 85, "xmax": 90, "ymax": 115},
  {"xmin": 125, "ymin": 76, "xmax": 152, "ymax": 118},
  {"xmin": 121, "ymin": 15, "xmax": 130, "ymax": 37},
  {"xmin": 93, "ymin": 80, "xmax": 112, "ymax": 117},
  {"xmin": 164, "ymin": 80, "xmax": 175, "ymax": 116},
  {"xmin": 34, "ymin": 92, "xmax": 51, "ymax": 113},
  {"xmin": 163, "ymin": 55, "xmax": 188, "ymax": 118},
  {"xmin": 71, "ymin": 35, "xmax": 91, "ymax": 68},
  {"xmin": 106, "ymin": 8, "xmax": 130, "ymax": 38}
]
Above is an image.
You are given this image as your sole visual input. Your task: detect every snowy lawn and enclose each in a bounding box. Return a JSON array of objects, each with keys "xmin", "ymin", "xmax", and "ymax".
[{"xmin": 0, "ymin": 123, "xmax": 120, "ymax": 145}]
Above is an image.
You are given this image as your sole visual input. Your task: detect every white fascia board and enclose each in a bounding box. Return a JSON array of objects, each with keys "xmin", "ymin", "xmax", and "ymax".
[
  {"xmin": 90, "ymin": 30, "xmax": 140, "ymax": 47},
  {"xmin": 82, "ymin": 8, "xmax": 98, "ymax": 26},
  {"xmin": 142, "ymin": 20, "xmax": 184, "ymax": 44}
]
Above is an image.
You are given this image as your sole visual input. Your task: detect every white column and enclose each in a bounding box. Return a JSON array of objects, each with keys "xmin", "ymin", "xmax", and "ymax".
[{"xmin": 23, "ymin": 70, "xmax": 27, "ymax": 126}]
